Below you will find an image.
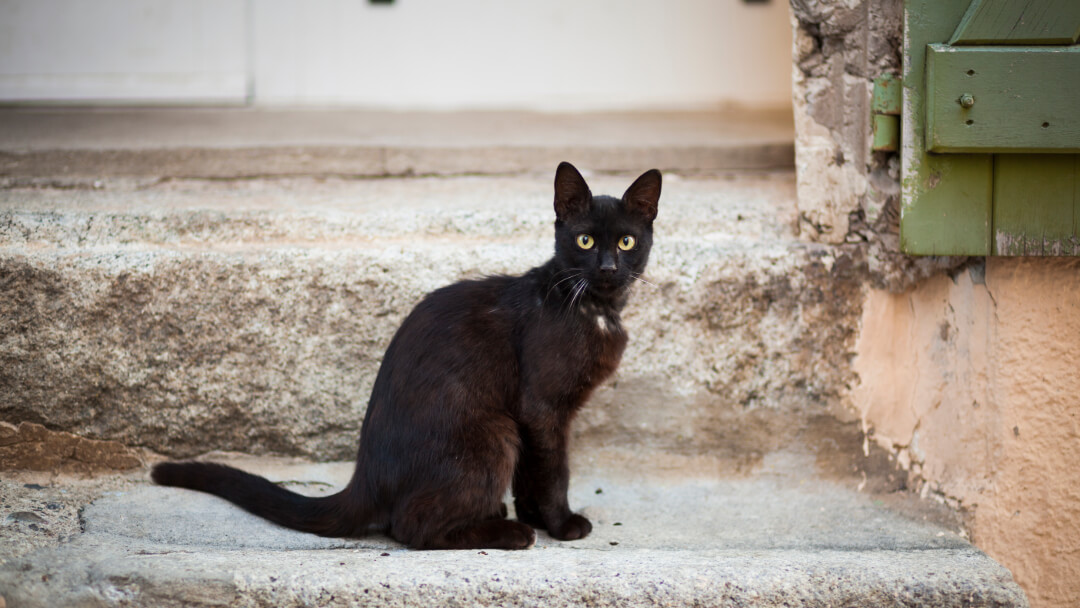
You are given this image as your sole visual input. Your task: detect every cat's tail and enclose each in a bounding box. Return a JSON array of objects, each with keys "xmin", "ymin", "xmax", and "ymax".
[{"xmin": 151, "ymin": 461, "xmax": 365, "ymax": 538}]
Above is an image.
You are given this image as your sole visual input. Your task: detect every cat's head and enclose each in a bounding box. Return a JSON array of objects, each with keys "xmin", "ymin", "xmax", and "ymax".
[{"xmin": 551, "ymin": 162, "xmax": 661, "ymax": 299}]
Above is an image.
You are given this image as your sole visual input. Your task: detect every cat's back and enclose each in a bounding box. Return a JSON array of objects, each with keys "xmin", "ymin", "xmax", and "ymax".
[
  {"xmin": 377, "ymin": 275, "xmax": 525, "ymax": 388},
  {"xmin": 409, "ymin": 274, "xmax": 519, "ymax": 329},
  {"xmin": 359, "ymin": 275, "xmax": 526, "ymax": 462}
]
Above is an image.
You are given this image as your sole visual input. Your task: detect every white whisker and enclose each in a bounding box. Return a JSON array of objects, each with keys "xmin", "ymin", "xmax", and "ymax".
[
  {"xmin": 630, "ymin": 273, "xmax": 659, "ymax": 289},
  {"xmin": 544, "ymin": 270, "xmax": 584, "ymax": 307},
  {"xmin": 571, "ymin": 279, "xmax": 588, "ymax": 310},
  {"xmin": 563, "ymin": 277, "xmax": 588, "ymax": 318}
]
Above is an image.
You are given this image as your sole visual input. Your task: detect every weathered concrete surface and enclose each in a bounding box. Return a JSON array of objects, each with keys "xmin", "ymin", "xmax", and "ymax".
[
  {"xmin": 853, "ymin": 259, "xmax": 1080, "ymax": 608},
  {"xmin": 0, "ymin": 108, "xmax": 794, "ymax": 179},
  {"xmin": 0, "ymin": 421, "xmax": 144, "ymax": 473},
  {"xmin": 0, "ymin": 453, "xmax": 1028, "ymax": 607},
  {"xmin": 790, "ymin": 0, "xmax": 900, "ymax": 244},
  {"xmin": 789, "ymin": 0, "xmax": 962, "ymax": 291},
  {"xmin": 1, "ymin": 173, "xmax": 867, "ymax": 462}
]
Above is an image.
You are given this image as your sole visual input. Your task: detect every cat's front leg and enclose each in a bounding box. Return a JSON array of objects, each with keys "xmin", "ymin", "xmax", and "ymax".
[{"xmin": 512, "ymin": 422, "xmax": 592, "ymax": 541}]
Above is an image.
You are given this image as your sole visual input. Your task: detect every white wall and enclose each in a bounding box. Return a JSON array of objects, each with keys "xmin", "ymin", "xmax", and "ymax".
[
  {"xmin": 0, "ymin": 0, "xmax": 792, "ymax": 111},
  {"xmin": 0, "ymin": 0, "xmax": 249, "ymax": 103},
  {"xmin": 252, "ymin": 0, "xmax": 793, "ymax": 110}
]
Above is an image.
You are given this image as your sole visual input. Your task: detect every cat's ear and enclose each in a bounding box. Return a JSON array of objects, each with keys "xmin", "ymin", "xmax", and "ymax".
[
  {"xmin": 554, "ymin": 162, "xmax": 592, "ymax": 221},
  {"xmin": 622, "ymin": 169, "xmax": 661, "ymax": 222}
]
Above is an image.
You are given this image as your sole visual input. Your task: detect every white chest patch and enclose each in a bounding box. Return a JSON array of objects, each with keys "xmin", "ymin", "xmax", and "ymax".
[{"xmin": 596, "ymin": 315, "xmax": 608, "ymax": 333}]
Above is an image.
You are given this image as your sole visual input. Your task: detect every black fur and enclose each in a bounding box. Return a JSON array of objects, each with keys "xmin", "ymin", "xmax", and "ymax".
[{"xmin": 152, "ymin": 162, "xmax": 661, "ymax": 550}]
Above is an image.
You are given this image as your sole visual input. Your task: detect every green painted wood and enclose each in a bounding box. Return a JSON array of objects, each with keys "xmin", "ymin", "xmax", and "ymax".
[
  {"xmin": 901, "ymin": 155, "xmax": 995, "ymax": 254},
  {"xmin": 950, "ymin": 0, "xmax": 1080, "ymax": 45},
  {"xmin": 904, "ymin": 0, "xmax": 1080, "ymax": 255},
  {"xmin": 926, "ymin": 45, "xmax": 1080, "ymax": 153},
  {"xmin": 902, "ymin": 0, "xmax": 994, "ymax": 255},
  {"xmin": 992, "ymin": 154, "xmax": 1080, "ymax": 254}
]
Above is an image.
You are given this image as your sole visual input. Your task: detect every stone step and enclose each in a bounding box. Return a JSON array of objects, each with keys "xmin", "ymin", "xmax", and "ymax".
[
  {"xmin": 3, "ymin": 173, "xmax": 864, "ymax": 464},
  {"xmin": 0, "ymin": 110, "xmax": 1030, "ymax": 607},
  {"xmin": 0, "ymin": 172, "xmax": 797, "ymax": 248},
  {"xmin": 0, "ymin": 108, "xmax": 795, "ymax": 180},
  {"xmin": 0, "ymin": 454, "xmax": 1028, "ymax": 607}
]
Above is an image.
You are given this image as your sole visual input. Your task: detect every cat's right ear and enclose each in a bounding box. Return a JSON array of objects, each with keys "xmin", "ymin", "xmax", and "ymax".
[{"xmin": 553, "ymin": 162, "xmax": 592, "ymax": 221}]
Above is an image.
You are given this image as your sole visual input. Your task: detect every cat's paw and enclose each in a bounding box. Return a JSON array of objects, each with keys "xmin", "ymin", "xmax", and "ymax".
[
  {"xmin": 509, "ymin": 524, "xmax": 538, "ymax": 550},
  {"xmin": 550, "ymin": 513, "xmax": 592, "ymax": 541}
]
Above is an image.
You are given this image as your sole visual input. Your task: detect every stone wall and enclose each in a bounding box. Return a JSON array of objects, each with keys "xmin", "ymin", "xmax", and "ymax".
[
  {"xmin": 790, "ymin": 2, "xmax": 1080, "ymax": 606},
  {"xmin": 790, "ymin": 0, "xmax": 958, "ymax": 291}
]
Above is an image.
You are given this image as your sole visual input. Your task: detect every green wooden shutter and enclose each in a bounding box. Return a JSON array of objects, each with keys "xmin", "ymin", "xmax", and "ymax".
[{"xmin": 901, "ymin": 0, "xmax": 1080, "ymax": 255}]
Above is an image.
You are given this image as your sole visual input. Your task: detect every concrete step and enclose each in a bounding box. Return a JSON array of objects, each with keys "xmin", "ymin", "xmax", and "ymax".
[
  {"xmin": 0, "ymin": 108, "xmax": 794, "ymax": 180},
  {"xmin": 0, "ymin": 111, "xmax": 1030, "ymax": 606},
  {"xmin": 2, "ymin": 172, "xmax": 864, "ymax": 464},
  {"xmin": 0, "ymin": 454, "xmax": 1028, "ymax": 608}
]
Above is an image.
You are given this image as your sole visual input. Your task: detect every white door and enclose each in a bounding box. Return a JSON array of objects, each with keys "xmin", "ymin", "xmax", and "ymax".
[{"xmin": 0, "ymin": 0, "xmax": 249, "ymax": 104}]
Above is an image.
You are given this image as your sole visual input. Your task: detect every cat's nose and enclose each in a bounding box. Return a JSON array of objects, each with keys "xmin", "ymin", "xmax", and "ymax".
[{"xmin": 599, "ymin": 252, "xmax": 618, "ymax": 273}]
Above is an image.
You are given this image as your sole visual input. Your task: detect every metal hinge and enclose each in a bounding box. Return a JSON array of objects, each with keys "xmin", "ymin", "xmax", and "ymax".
[{"xmin": 871, "ymin": 74, "xmax": 901, "ymax": 152}]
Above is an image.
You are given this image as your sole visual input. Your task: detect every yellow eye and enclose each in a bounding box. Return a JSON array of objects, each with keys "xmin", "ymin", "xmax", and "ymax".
[
  {"xmin": 618, "ymin": 235, "xmax": 636, "ymax": 251},
  {"xmin": 576, "ymin": 234, "xmax": 594, "ymax": 249}
]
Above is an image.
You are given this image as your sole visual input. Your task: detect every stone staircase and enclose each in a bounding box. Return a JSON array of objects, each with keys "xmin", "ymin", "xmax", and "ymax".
[{"xmin": 0, "ymin": 109, "xmax": 1028, "ymax": 607}]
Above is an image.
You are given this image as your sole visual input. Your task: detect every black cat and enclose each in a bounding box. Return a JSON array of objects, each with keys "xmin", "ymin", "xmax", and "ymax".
[{"xmin": 152, "ymin": 162, "xmax": 661, "ymax": 550}]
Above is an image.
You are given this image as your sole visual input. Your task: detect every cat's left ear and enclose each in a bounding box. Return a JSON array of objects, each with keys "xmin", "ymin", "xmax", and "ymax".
[{"xmin": 622, "ymin": 169, "xmax": 661, "ymax": 222}]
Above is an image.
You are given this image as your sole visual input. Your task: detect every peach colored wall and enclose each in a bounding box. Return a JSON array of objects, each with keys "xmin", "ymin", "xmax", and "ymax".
[{"xmin": 853, "ymin": 258, "xmax": 1080, "ymax": 608}]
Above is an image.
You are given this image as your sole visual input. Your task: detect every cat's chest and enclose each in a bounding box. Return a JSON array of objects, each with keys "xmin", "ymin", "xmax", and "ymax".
[
  {"xmin": 578, "ymin": 312, "xmax": 627, "ymax": 380},
  {"xmin": 522, "ymin": 308, "xmax": 627, "ymax": 404},
  {"xmin": 555, "ymin": 303, "xmax": 626, "ymax": 349},
  {"xmin": 576, "ymin": 299, "xmax": 627, "ymax": 345},
  {"xmin": 591, "ymin": 312, "xmax": 616, "ymax": 335}
]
